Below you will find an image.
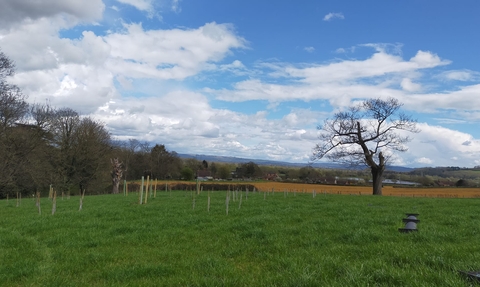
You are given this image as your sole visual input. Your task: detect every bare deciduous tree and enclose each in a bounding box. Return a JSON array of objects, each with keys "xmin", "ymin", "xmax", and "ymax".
[
  {"xmin": 312, "ymin": 98, "xmax": 419, "ymax": 195},
  {"xmin": 0, "ymin": 50, "xmax": 28, "ymax": 133},
  {"xmin": 111, "ymin": 158, "xmax": 123, "ymax": 194},
  {"xmin": 50, "ymin": 108, "xmax": 80, "ymax": 192}
]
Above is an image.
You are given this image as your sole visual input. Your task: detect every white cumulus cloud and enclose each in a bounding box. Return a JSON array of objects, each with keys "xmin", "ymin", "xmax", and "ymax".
[
  {"xmin": 323, "ymin": 12, "xmax": 344, "ymax": 21},
  {"xmin": 116, "ymin": 0, "xmax": 153, "ymax": 12},
  {"xmin": 440, "ymin": 69, "xmax": 480, "ymax": 81},
  {"xmin": 416, "ymin": 157, "xmax": 433, "ymax": 164}
]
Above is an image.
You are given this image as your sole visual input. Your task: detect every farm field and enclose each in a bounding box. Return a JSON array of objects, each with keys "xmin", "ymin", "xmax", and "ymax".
[
  {"xmin": 153, "ymin": 180, "xmax": 480, "ymax": 198},
  {"xmin": 251, "ymin": 182, "xmax": 480, "ymax": 198},
  {"xmin": 2, "ymin": 190, "xmax": 480, "ymax": 286}
]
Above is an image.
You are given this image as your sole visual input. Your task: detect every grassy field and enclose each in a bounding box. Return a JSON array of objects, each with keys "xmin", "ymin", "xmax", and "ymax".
[{"xmin": 2, "ymin": 190, "xmax": 480, "ymax": 286}]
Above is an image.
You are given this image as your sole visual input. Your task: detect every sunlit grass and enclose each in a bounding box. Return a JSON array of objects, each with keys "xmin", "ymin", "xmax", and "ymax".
[{"xmin": 1, "ymin": 190, "xmax": 480, "ymax": 286}]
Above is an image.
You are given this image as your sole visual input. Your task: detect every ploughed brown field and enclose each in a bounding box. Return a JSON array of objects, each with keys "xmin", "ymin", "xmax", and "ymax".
[
  {"xmin": 251, "ymin": 182, "xmax": 480, "ymax": 198},
  {"xmin": 147, "ymin": 180, "xmax": 480, "ymax": 198}
]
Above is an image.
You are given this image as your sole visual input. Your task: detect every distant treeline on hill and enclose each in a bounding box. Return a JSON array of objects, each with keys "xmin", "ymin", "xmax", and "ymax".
[{"xmin": 177, "ymin": 153, "xmax": 414, "ymax": 173}]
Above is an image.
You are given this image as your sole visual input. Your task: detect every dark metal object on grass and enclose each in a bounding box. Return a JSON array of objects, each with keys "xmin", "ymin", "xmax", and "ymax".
[
  {"xmin": 459, "ymin": 270, "xmax": 480, "ymax": 283},
  {"xmin": 399, "ymin": 213, "xmax": 419, "ymax": 232}
]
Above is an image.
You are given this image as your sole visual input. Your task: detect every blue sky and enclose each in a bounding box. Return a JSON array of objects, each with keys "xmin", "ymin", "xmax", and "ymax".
[{"xmin": 1, "ymin": 0, "xmax": 480, "ymax": 167}]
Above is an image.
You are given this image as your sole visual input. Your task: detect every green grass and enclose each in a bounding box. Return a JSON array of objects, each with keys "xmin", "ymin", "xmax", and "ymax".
[{"xmin": 1, "ymin": 190, "xmax": 480, "ymax": 286}]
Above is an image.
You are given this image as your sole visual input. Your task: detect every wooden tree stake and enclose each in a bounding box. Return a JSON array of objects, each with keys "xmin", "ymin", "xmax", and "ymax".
[
  {"xmin": 225, "ymin": 191, "xmax": 229, "ymax": 215},
  {"xmin": 207, "ymin": 191, "xmax": 211, "ymax": 212},
  {"xmin": 139, "ymin": 176, "xmax": 144, "ymax": 205},
  {"xmin": 79, "ymin": 190, "xmax": 85, "ymax": 211},
  {"xmin": 36, "ymin": 192, "xmax": 41, "ymax": 215},
  {"xmin": 145, "ymin": 176, "xmax": 150, "ymax": 204},
  {"xmin": 154, "ymin": 179, "xmax": 157, "ymax": 198},
  {"xmin": 52, "ymin": 190, "xmax": 57, "ymax": 215}
]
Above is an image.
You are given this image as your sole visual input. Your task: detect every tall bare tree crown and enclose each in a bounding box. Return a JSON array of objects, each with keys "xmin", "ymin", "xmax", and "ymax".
[{"xmin": 312, "ymin": 97, "xmax": 419, "ymax": 167}]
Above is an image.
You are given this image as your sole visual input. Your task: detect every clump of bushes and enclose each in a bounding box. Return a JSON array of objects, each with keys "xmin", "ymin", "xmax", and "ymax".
[
  {"xmin": 455, "ymin": 179, "xmax": 472, "ymax": 187},
  {"xmin": 169, "ymin": 183, "xmax": 256, "ymax": 191}
]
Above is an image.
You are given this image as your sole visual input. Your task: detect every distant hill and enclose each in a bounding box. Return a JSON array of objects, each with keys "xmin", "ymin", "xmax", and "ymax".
[
  {"xmin": 177, "ymin": 153, "xmax": 413, "ymax": 173},
  {"xmin": 408, "ymin": 166, "xmax": 480, "ymax": 177}
]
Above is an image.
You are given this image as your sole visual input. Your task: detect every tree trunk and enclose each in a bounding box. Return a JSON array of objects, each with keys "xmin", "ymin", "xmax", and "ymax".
[
  {"xmin": 112, "ymin": 177, "xmax": 120, "ymax": 194},
  {"xmin": 371, "ymin": 166, "xmax": 384, "ymax": 195},
  {"xmin": 111, "ymin": 158, "xmax": 123, "ymax": 194}
]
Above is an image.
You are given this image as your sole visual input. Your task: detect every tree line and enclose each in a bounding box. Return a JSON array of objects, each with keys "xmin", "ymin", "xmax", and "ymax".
[
  {"xmin": 0, "ymin": 50, "xmax": 112, "ymax": 198},
  {"xmin": 0, "ymin": 50, "xmax": 180, "ymax": 198},
  {"xmin": 0, "ymin": 48, "xmax": 274, "ymax": 198}
]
